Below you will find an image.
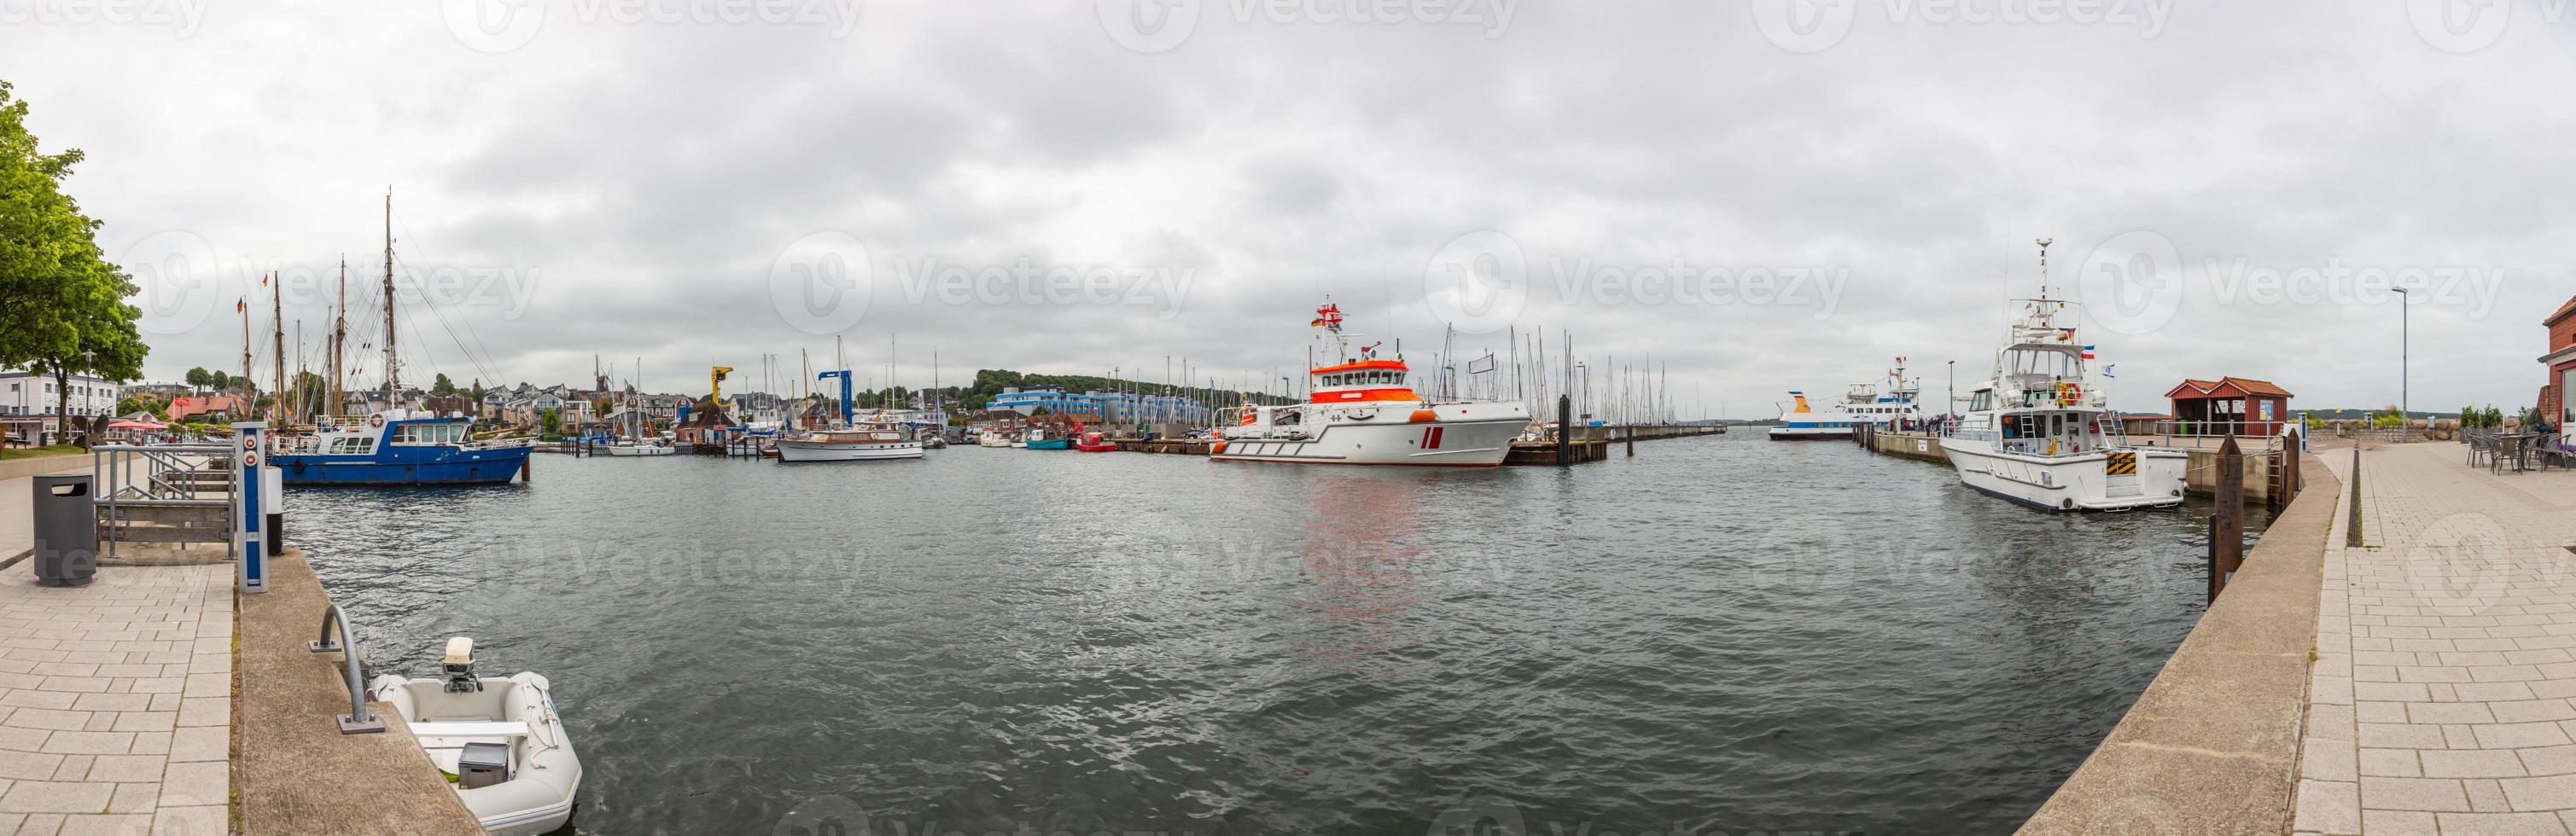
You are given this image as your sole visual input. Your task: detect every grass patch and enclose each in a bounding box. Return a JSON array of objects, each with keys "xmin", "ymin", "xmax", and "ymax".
[{"xmin": 0, "ymin": 444, "xmax": 83, "ymax": 462}]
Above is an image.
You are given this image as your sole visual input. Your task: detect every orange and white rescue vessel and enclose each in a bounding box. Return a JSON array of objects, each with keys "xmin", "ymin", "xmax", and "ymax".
[{"xmin": 1210, "ymin": 300, "xmax": 1530, "ymax": 467}]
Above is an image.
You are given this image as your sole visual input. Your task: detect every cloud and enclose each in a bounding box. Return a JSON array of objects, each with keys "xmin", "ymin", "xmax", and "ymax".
[{"xmin": 15, "ymin": 0, "xmax": 2575, "ymax": 414}]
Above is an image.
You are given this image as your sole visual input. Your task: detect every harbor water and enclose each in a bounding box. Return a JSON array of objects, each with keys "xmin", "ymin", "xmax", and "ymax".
[{"xmin": 288, "ymin": 434, "xmax": 2270, "ymax": 834}]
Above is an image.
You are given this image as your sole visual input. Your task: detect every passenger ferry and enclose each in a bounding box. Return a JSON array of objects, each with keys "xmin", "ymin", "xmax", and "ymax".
[
  {"xmin": 1939, "ymin": 240, "xmax": 2186, "ymax": 512},
  {"xmin": 274, "ymin": 410, "xmax": 536, "ymax": 485},
  {"xmin": 1211, "ymin": 300, "xmax": 1530, "ymax": 467},
  {"xmin": 1766, "ymin": 359, "xmax": 1925, "ymax": 440}
]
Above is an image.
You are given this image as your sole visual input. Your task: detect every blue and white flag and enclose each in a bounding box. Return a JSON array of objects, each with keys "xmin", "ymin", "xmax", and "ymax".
[{"xmin": 2103, "ymin": 364, "xmax": 2117, "ymax": 379}]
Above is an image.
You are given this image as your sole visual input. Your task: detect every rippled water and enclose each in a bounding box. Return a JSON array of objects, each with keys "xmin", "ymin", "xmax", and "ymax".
[{"xmin": 286, "ymin": 433, "xmax": 2269, "ymax": 835}]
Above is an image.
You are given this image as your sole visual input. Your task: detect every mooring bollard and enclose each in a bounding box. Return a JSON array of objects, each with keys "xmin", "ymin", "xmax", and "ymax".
[
  {"xmin": 2212, "ymin": 435, "xmax": 2244, "ymax": 597},
  {"xmin": 2206, "ymin": 515, "xmax": 2221, "ymax": 602},
  {"xmin": 1626, "ymin": 425, "xmax": 1635, "ymax": 457}
]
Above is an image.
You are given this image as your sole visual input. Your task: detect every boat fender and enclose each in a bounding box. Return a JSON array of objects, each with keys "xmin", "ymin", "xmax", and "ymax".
[
  {"xmin": 1209, "ymin": 441, "xmax": 1227, "ymax": 455},
  {"xmin": 1407, "ymin": 409, "xmax": 1438, "ymax": 423}
]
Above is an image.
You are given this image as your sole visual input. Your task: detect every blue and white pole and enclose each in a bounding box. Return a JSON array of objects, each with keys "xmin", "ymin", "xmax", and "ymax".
[{"xmin": 233, "ymin": 421, "xmax": 269, "ymax": 594}]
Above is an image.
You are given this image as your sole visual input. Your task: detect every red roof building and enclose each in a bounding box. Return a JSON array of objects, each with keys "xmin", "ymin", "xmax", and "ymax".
[
  {"xmin": 2162, "ymin": 377, "xmax": 2296, "ymax": 437},
  {"xmin": 2538, "ymin": 296, "xmax": 2576, "ymax": 429}
]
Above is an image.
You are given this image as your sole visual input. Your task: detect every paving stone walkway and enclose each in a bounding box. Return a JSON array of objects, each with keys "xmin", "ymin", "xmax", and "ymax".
[
  {"xmin": 2297, "ymin": 442, "xmax": 2576, "ymax": 835},
  {"xmin": 0, "ymin": 471, "xmax": 231, "ymax": 836}
]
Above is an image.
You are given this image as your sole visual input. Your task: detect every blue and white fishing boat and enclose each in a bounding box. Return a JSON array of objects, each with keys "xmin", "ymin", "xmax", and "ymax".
[
  {"xmin": 275, "ymin": 411, "xmax": 534, "ymax": 485},
  {"xmin": 1767, "ymin": 358, "xmax": 1925, "ymax": 440},
  {"xmin": 271, "ymin": 190, "xmax": 534, "ymax": 485}
]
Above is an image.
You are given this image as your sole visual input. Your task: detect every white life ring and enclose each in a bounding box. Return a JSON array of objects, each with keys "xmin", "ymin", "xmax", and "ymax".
[{"xmin": 368, "ymin": 413, "xmax": 386, "ymax": 428}]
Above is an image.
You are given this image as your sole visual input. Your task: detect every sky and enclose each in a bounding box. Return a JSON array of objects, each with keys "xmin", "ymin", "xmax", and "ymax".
[{"xmin": 7, "ymin": 0, "xmax": 2573, "ymax": 417}]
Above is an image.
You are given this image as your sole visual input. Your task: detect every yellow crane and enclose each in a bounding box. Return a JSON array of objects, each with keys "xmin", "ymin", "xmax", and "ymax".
[{"xmin": 709, "ymin": 366, "xmax": 734, "ymax": 406}]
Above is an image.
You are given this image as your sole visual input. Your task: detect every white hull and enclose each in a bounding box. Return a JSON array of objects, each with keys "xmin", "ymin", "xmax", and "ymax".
[
  {"xmin": 603, "ymin": 444, "xmax": 673, "ymax": 456},
  {"xmin": 1938, "ymin": 437, "xmax": 2188, "ymax": 512},
  {"xmin": 370, "ymin": 672, "xmax": 580, "ymax": 836},
  {"xmin": 1766, "ymin": 425, "xmax": 1852, "ymax": 439},
  {"xmin": 1214, "ymin": 414, "xmax": 1525, "ymax": 467},
  {"xmin": 775, "ymin": 439, "xmax": 924, "ymax": 462}
]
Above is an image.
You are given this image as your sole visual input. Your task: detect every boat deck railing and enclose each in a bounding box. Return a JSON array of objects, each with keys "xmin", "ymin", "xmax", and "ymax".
[{"xmin": 308, "ymin": 604, "xmax": 386, "ymax": 734}]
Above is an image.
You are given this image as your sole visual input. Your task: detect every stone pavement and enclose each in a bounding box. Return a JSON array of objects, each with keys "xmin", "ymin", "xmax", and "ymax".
[
  {"xmin": 2296, "ymin": 442, "xmax": 2576, "ymax": 834},
  {"xmin": 0, "ymin": 469, "xmax": 231, "ymax": 836}
]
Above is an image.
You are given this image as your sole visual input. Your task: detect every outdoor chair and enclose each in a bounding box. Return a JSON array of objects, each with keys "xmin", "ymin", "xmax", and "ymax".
[
  {"xmin": 2541, "ymin": 434, "xmax": 2572, "ymax": 472},
  {"xmin": 2468, "ymin": 430, "xmax": 2495, "ymax": 468},
  {"xmin": 2493, "ymin": 433, "xmax": 2530, "ymax": 475}
]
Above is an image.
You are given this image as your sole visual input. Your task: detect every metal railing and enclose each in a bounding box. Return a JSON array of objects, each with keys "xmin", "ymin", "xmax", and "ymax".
[
  {"xmin": 89, "ymin": 444, "xmax": 236, "ymax": 561},
  {"xmin": 307, "ymin": 605, "xmax": 386, "ymax": 734}
]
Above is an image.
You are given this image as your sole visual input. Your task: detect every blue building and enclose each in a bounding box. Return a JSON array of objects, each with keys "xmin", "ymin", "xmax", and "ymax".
[{"xmin": 988, "ymin": 386, "xmax": 1210, "ymax": 427}]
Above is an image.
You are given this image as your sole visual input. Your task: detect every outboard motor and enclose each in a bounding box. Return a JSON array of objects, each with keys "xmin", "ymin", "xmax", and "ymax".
[{"xmin": 441, "ymin": 636, "xmax": 483, "ymax": 694}]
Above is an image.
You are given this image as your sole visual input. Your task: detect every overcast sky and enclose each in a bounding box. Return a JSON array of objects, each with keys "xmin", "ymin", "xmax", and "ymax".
[{"xmin": 9, "ymin": 0, "xmax": 2572, "ymax": 416}]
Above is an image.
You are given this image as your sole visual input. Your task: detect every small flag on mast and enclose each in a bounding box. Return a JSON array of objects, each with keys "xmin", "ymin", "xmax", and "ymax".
[{"xmin": 2080, "ymin": 345, "xmax": 2096, "ymax": 360}]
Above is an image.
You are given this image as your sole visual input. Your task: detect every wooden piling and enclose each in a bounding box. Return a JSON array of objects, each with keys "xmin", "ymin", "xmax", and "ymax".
[
  {"xmin": 2346, "ymin": 445, "xmax": 2363, "ymax": 548},
  {"xmin": 2212, "ymin": 435, "xmax": 2243, "ymax": 596},
  {"xmin": 1556, "ymin": 395, "xmax": 1572, "ymax": 466},
  {"xmin": 1625, "ymin": 425, "xmax": 1635, "ymax": 456}
]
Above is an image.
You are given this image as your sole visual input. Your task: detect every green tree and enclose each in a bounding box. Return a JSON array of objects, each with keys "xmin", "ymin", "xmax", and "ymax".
[
  {"xmin": 431, "ymin": 373, "xmax": 457, "ymax": 397},
  {"xmin": 539, "ymin": 408, "xmax": 561, "ymax": 436},
  {"xmin": 184, "ymin": 367, "xmax": 209, "ymax": 391},
  {"xmin": 0, "ymin": 81, "xmax": 96, "ymax": 375}
]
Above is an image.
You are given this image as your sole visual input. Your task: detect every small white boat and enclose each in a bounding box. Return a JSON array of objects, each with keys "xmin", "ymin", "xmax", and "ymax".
[
  {"xmin": 976, "ymin": 430, "xmax": 1013, "ymax": 448},
  {"xmin": 370, "ymin": 637, "xmax": 580, "ymax": 836},
  {"xmin": 775, "ymin": 422, "xmax": 925, "ymax": 462},
  {"xmin": 603, "ymin": 438, "xmax": 674, "ymax": 456}
]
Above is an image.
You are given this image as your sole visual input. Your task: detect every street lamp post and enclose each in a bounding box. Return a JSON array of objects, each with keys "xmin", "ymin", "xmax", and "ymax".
[
  {"xmin": 1946, "ymin": 360, "xmax": 1956, "ymax": 435},
  {"xmin": 2394, "ymin": 286, "xmax": 2410, "ymax": 421}
]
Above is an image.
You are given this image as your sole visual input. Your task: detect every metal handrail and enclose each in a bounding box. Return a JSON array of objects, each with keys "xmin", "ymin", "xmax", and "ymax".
[{"xmin": 307, "ymin": 605, "xmax": 387, "ymax": 734}]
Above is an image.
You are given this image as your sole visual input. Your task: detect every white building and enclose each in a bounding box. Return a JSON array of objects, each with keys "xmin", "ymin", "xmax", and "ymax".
[{"xmin": 0, "ymin": 369, "xmax": 120, "ymax": 417}]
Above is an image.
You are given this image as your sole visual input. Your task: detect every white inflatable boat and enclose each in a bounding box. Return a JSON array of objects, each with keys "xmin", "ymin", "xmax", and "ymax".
[{"xmin": 369, "ymin": 637, "xmax": 581, "ymax": 835}]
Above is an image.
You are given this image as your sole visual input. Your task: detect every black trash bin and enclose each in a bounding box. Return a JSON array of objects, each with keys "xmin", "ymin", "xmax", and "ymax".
[{"xmin": 32, "ymin": 473, "xmax": 96, "ymax": 587}]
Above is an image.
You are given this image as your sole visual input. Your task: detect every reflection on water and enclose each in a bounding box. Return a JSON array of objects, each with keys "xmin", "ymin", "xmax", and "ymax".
[{"xmin": 288, "ymin": 434, "xmax": 2268, "ymax": 835}]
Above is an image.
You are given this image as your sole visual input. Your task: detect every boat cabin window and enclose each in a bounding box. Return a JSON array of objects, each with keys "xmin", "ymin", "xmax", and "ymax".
[
  {"xmin": 1969, "ymin": 390, "xmax": 1994, "ymax": 411},
  {"xmin": 393, "ymin": 423, "xmax": 467, "ymax": 445},
  {"xmin": 327, "ymin": 437, "xmax": 376, "ymax": 455}
]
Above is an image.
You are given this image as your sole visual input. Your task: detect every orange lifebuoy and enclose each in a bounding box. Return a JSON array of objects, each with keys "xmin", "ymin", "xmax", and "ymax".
[{"xmin": 2059, "ymin": 382, "xmax": 2083, "ymax": 402}]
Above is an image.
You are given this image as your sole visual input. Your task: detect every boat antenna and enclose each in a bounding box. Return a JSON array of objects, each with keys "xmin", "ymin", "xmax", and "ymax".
[{"xmin": 2035, "ymin": 237, "xmax": 2054, "ymax": 302}]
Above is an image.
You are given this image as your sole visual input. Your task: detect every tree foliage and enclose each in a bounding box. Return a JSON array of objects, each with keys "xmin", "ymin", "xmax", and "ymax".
[{"xmin": 0, "ymin": 79, "xmax": 148, "ymax": 421}]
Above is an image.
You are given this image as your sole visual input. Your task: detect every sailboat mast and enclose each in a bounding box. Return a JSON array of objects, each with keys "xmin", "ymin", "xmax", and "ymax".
[
  {"xmin": 331, "ymin": 256, "xmax": 346, "ymax": 419},
  {"xmin": 382, "ymin": 189, "xmax": 399, "ymax": 400},
  {"xmin": 271, "ymin": 272, "xmax": 284, "ymax": 424}
]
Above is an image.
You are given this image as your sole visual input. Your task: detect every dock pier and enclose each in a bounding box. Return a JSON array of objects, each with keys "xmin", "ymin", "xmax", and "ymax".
[{"xmin": 1857, "ymin": 427, "xmax": 2291, "ymax": 502}]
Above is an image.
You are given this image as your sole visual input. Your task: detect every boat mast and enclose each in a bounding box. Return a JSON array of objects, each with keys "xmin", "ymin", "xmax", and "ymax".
[
  {"xmin": 382, "ymin": 189, "xmax": 399, "ymax": 403},
  {"xmin": 331, "ymin": 256, "xmax": 346, "ymax": 420},
  {"xmin": 271, "ymin": 271, "xmax": 283, "ymax": 424}
]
